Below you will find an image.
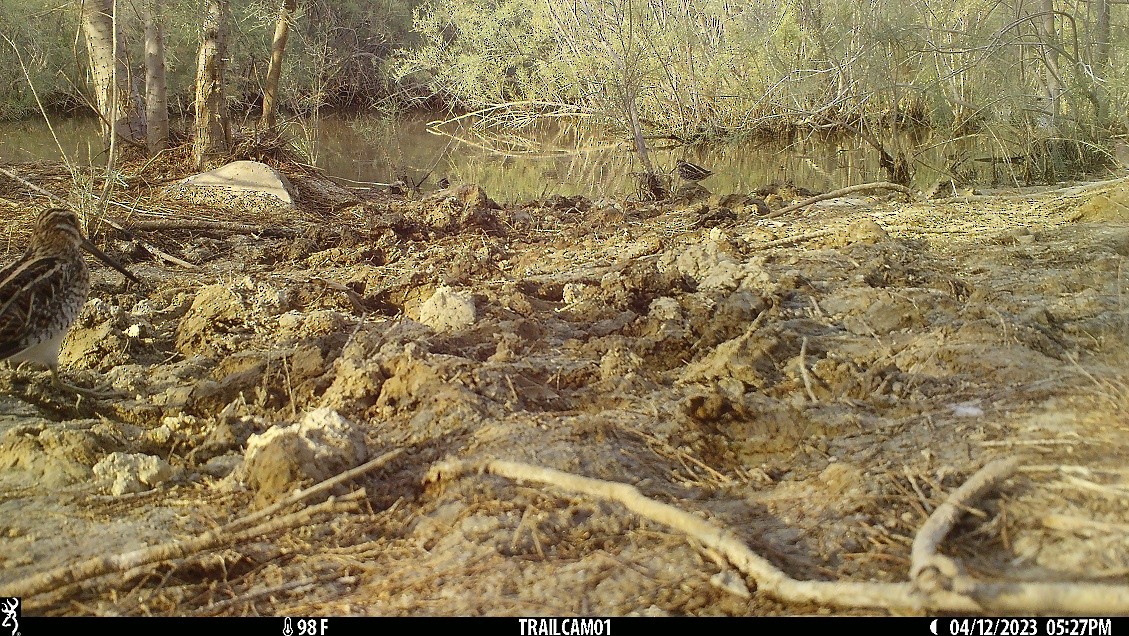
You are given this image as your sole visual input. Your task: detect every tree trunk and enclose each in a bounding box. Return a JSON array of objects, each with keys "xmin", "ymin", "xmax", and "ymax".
[
  {"xmin": 81, "ymin": 0, "xmax": 144, "ymax": 149},
  {"xmin": 260, "ymin": 0, "xmax": 298, "ymax": 130},
  {"xmin": 1037, "ymin": 0, "xmax": 1061, "ymax": 130},
  {"xmin": 142, "ymin": 0, "xmax": 169, "ymax": 153},
  {"xmin": 1092, "ymin": 0, "xmax": 1111, "ymax": 128},
  {"xmin": 1093, "ymin": 0, "xmax": 1110, "ymax": 72},
  {"xmin": 194, "ymin": 0, "xmax": 231, "ymax": 169}
]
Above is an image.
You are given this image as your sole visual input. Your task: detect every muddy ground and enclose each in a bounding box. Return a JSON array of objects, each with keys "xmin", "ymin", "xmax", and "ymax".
[{"xmin": 2, "ymin": 167, "xmax": 1129, "ymax": 616}]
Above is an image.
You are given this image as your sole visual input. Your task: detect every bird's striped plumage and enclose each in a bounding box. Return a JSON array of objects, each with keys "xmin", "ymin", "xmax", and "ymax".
[
  {"xmin": 0, "ymin": 208, "xmax": 138, "ymax": 386},
  {"xmin": 0, "ymin": 209, "xmax": 90, "ymax": 367},
  {"xmin": 676, "ymin": 160, "xmax": 713, "ymax": 182}
]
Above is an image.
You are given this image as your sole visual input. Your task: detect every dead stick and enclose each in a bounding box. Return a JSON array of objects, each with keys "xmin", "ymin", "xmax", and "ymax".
[
  {"xmin": 910, "ymin": 456, "xmax": 1020, "ymax": 591},
  {"xmin": 2, "ymin": 491, "xmax": 363, "ymax": 599},
  {"xmin": 312, "ymin": 276, "xmax": 370, "ymax": 316},
  {"xmin": 749, "ymin": 228, "xmax": 836, "ymax": 250},
  {"xmin": 768, "ymin": 181, "xmax": 916, "ymax": 218},
  {"xmin": 427, "ymin": 458, "xmax": 1129, "ymax": 614},
  {"xmin": 126, "ymin": 218, "xmax": 298, "ymax": 236},
  {"xmin": 800, "ymin": 337, "xmax": 818, "ymax": 403},
  {"xmin": 425, "ymin": 458, "xmax": 980, "ymax": 613},
  {"xmin": 227, "ymin": 448, "xmax": 404, "ymax": 533},
  {"xmin": 0, "ymin": 165, "xmax": 198, "ymax": 270}
]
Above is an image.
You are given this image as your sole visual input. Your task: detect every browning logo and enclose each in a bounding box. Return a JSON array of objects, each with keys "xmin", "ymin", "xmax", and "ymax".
[{"xmin": 0, "ymin": 598, "xmax": 18, "ymax": 636}]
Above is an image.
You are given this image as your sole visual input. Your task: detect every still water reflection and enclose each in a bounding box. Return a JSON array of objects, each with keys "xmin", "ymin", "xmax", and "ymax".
[
  {"xmin": 0, "ymin": 112, "xmax": 1026, "ymax": 203},
  {"xmin": 308, "ymin": 114, "xmax": 934, "ymax": 202}
]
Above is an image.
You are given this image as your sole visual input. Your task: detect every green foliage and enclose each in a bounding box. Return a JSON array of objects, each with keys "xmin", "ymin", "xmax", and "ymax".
[
  {"xmin": 397, "ymin": 0, "xmax": 1129, "ymax": 156},
  {"xmin": 0, "ymin": 0, "xmax": 1125, "ymax": 171},
  {"xmin": 0, "ymin": 2, "xmax": 83, "ymax": 119},
  {"xmin": 0, "ymin": 0, "xmax": 422, "ymax": 121},
  {"xmin": 393, "ymin": 0, "xmax": 553, "ymax": 105}
]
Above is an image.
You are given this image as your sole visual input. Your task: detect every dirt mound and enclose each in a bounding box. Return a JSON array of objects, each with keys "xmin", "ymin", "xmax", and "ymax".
[{"xmin": 2, "ymin": 179, "xmax": 1129, "ymax": 615}]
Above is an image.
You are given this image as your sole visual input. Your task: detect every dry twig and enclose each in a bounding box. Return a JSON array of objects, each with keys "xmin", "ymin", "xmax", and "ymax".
[
  {"xmin": 5, "ymin": 448, "xmax": 404, "ymax": 601},
  {"xmin": 0, "ymin": 165, "xmax": 197, "ymax": 270},
  {"xmin": 768, "ymin": 181, "xmax": 916, "ymax": 218},
  {"xmin": 910, "ymin": 457, "xmax": 1019, "ymax": 590},
  {"xmin": 799, "ymin": 337, "xmax": 818, "ymax": 403},
  {"xmin": 312, "ymin": 276, "xmax": 369, "ymax": 315},
  {"xmin": 748, "ymin": 228, "xmax": 836, "ymax": 250},
  {"xmin": 426, "ymin": 456, "xmax": 1129, "ymax": 614},
  {"xmin": 125, "ymin": 218, "xmax": 297, "ymax": 236},
  {"xmin": 3, "ymin": 491, "xmax": 363, "ymax": 599}
]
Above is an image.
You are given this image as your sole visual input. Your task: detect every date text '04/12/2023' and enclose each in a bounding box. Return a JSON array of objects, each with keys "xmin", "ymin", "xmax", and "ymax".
[{"xmin": 946, "ymin": 618, "xmax": 1112, "ymax": 636}]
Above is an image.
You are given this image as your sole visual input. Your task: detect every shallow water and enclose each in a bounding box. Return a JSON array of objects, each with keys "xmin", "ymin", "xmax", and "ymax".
[
  {"xmin": 303, "ymin": 113, "xmax": 956, "ymax": 202},
  {"xmin": 0, "ymin": 112, "xmax": 1039, "ymax": 203}
]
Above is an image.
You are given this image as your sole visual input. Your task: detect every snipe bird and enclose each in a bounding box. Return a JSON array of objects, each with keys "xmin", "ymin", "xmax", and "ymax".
[
  {"xmin": 0, "ymin": 208, "xmax": 140, "ymax": 395},
  {"xmin": 676, "ymin": 160, "xmax": 713, "ymax": 182}
]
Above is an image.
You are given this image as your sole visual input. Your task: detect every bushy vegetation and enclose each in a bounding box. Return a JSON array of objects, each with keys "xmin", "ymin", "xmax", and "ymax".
[
  {"xmin": 0, "ymin": 0, "xmax": 1124, "ymax": 178},
  {"xmin": 396, "ymin": 0, "xmax": 1128, "ymax": 166},
  {"xmin": 0, "ymin": 0, "xmax": 420, "ymax": 121}
]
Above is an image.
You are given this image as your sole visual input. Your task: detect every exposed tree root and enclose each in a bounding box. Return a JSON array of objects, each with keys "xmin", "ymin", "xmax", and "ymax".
[
  {"xmin": 2, "ymin": 448, "xmax": 404, "ymax": 602},
  {"xmin": 910, "ymin": 456, "xmax": 1021, "ymax": 591},
  {"xmin": 425, "ymin": 456, "xmax": 1129, "ymax": 614},
  {"xmin": 3, "ymin": 491, "xmax": 362, "ymax": 601},
  {"xmin": 769, "ymin": 181, "xmax": 917, "ymax": 218}
]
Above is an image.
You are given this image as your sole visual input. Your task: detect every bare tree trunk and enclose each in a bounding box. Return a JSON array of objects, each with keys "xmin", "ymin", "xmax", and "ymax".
[
  {"xmin": 1037, "ymin": 0, "xmax": 1061, "ymax": 130},
  {"xmin": 1093, "ymin": 0, "xmax": 1110, "ymax": 71},
  {"xmin": 260, "ymin": 0, "xmax": 298, "ymax": 130},
  {"xmin": 622, "ymin": 86, "xmax": 653, "ymax": 173},
  {"xmin": 81, "ymin": 0, "xmax": 144, "ymax": 149},
  {"xmin": 142, "ymin": 0, "xmax": 169, "ymax": 153},
  {"xmin": 194, "ymin": 0, "xmax": 231, "ymax": 169},
  {"xmin": 1092, "ymin": 0, "xmax": 1111, "ymax": 127}
]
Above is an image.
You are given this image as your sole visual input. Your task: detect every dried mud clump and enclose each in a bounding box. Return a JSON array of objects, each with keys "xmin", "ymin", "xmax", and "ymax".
[
  {"xmin": 4, "ymin": 171, "xmax": 1129, "ymax": 616},
  {"xmin": 237, "ymin": 408, "xmax": 367, "ymax": 507}
]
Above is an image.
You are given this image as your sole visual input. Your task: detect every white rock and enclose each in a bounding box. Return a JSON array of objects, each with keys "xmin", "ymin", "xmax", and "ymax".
[
  {"xmin": 278, "ymin": 311, "xmax": 304, "ymax": 331},
  {"xmin": 649, "ymin": 297, "xmax": 682, "ymax": 321},
  {"xmin": 418, "ymin": 286, "xmax": 477, "ymax": 332},
  {"xmin": 562, "ymin": 283, "xmax": 590, "ymax": 304},
  {"xmin": 238, "ymin": 408, "xmax": 367, "ymax": 503},
  {"xmin": 93, "ymin": 452, "xmax": 173, "ymax": 496}
]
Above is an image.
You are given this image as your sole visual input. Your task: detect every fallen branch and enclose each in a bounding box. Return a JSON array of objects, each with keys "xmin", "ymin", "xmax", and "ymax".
[
  {"xmin": 910, "ymin": 456, "xmax": 1020, "ymax": 592},
  {"xmin": 748, "ymin": 228, "xmax": 836, "ymax": 250},
  {"xmin": 3, "ymin": 490, "xmax": 363, "ymax": 599},
  {"xmin": 124, "ymin": 218, "xmax": 297, "ymax": 236},
  {"xmin": 5, "ymin": 448, "xmax": 404, "ymax": 601},
  {"xmin": 768, "ymin": 181, "xmax": 917, "ymax": 218},
  {"xmin": 426, "ymin": 457, "xmax": 1129, "ymax": 614},
  {"xmin": 0, "ymin": 165, "xmax": 198, "ymax": 270}
]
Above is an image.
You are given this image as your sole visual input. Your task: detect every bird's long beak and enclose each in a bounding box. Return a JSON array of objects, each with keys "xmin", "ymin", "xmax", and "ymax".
[{"xmin": 80, "ymin": 237, "xmax": 141, "ymax": 285}]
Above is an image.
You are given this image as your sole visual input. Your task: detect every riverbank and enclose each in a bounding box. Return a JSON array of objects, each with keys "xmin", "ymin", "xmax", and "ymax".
[{"xmin": 2, "ymin": 159, "xmax": 1129, "ymax": 614}]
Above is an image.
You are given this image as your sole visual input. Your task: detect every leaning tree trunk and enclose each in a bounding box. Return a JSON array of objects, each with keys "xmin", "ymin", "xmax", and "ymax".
[
  {"xmin": 1092, "ymin": 0, "xmax": 1111, "ymax": 128},
  {"xmin": 1037, "ymin": 0, "xmax": 1062, "ymax": 132},
  {"xmin": 142, "ymin": 0, "xmax": 169, "ymax": 153},
  {"xmin": 194, "ymin": 0, "xmax": 231, "ymax": 168},
  {"xmin": 81, "ymin": 0, "xmax": 144, "ymax": 149},
  {"xmin": 259, "ymin": 0, "xmax": 298, "ymax": 130}
]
